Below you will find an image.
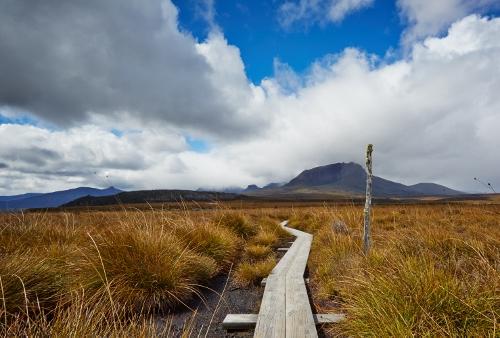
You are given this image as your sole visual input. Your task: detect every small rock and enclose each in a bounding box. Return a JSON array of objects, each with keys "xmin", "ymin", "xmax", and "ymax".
[{"xmin": 332, "ymin": 220, "xmax": 349, "ymax": 234}]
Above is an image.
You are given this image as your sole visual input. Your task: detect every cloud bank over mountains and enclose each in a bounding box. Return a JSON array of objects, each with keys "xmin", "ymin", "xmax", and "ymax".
[{"xmin": 0, "ymin": 0, "xmax": 499, "ymax": 194}]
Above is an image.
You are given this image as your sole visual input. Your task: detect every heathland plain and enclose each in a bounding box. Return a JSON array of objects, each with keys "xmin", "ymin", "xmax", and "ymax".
[{"xmin": 0, "ymin": 196, "xmax": 498, "ymax": 336}]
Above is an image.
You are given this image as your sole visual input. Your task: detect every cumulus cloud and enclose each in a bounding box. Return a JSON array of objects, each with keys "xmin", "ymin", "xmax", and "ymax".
[
  {"xmin": 0, "ymin": 0, "xmax": 261, "ymax": 138},
  {"xmin": 0, "ymin": 124, "xmax": 188, "ymax": 193},
  {"xmin": 235, "ymin": 15, "xmax": 500, "ymax": 192},
  {"xmin": 278, "ymin": 0, "xmax": 374, "ymax": 28},
  {"xmin": 0, "ymin": 0, "xmax": 499, "ymax": 195},
  {"xmin": 398, "ymin": 0, "xmax": 500, "ymax": 45}
]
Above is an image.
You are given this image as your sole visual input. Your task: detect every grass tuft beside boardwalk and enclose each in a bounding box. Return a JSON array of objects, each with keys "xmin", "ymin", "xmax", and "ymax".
[
  {"xmin": 0, "ymin": 207, "xmax": 288, "ymax": 336},
  {"xmin": 289, "ymin": 204, "xmax": 500, "ymax": 337}
]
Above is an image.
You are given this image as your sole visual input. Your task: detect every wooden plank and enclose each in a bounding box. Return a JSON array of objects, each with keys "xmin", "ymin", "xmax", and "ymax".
[
  {"xmin": 261, "ymin": 277, "xmax": 309, "ymax": 286},
  {"xmin": 223, "ymin": 314, "xmax": 258, "ymax": 329},
  {"xmin": 254, "ymin": 220, "xmax": 321, "ymax": 338},
  {"xmin": 285, "ymin": 228, "xmax": 316, "ymax": 338},
  {"xmin": 314, "ymin": 313, "xmax": 346, "ymax": 324},
  {"xmin": 254, "ymin": 274, "xmax": 286, "ymax": 336},
  {"xmin": 222, "ymin": 313, "xmax": 345, "ymax": 330},
  {"xmin": 254, "ymin": 223, "xmax": 305, "ymax": 337},
  {"xmin": 285, "ymin": 277, "xmax": 317, "ymax": 338}
]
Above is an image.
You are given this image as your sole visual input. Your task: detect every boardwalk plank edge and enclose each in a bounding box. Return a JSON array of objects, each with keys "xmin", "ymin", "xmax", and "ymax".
[
  {"xmin": 261, "ymin": 277, "xmax": 309, "ymax": 286},
  {"xmin": 222, "ymin": 313, "xmax": 346, "ymax": 329}
]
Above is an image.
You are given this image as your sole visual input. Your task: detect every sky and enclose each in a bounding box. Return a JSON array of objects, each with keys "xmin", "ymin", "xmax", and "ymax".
[{"xmin": 1, "ymin": 0, "xmax": 500, "ymax": 195}]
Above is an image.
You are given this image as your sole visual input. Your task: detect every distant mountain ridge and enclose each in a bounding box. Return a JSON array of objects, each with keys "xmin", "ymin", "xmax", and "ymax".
[
  {"xmin": 0, "ymin": 186, "xmax": 122, "ymax": 210},
  {"xmin": 245, "ymin": 162, "xmax": 462, "ymax": 197},
  {"xmin": 64, "ymin": 189, "xmax": 249, "ymax": 207}
]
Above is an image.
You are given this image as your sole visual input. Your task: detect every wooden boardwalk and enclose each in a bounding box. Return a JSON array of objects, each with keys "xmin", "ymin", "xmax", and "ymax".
[{"xmin": 253, "ymin": 220, "xmax": 317, "ymax": 338}]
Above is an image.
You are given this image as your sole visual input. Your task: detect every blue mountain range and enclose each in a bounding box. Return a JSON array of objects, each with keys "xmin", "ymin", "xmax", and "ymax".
[{"xmin": 0, "ymin": 186, "xmax": 122, "ymax": 210}]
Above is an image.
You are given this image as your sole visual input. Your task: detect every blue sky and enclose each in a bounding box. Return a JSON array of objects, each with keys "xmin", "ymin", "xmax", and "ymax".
[{"xmin": 175, "ymin": 0, "xmax": 404, "ymax": 83}]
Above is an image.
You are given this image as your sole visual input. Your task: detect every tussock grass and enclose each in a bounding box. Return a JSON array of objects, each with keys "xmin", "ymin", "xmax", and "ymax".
[
  {"xmin": 234, "ymin": 215, "xmax": 292, "ymax": 286},
  {"xmin": 216, "ymin": 213, "xmax": 255, "ymax": 238},
  {"xmin": 245, "ymin": 244, "xmax": 272, "ymax": 260},
  {"xmin": 289, "ymin": 204, "xmax": 500, "ymax": 336},
  {"xmin": 234, "ymin": 257, "xmax": 277, "ymax": 286},
  {"xmin": 0, "ymin": 206, "xmax": 293, "ymax": 335},
  {"xmin": 0, "ymin": 207, "xmax": 287, "ymax": 335},
  {"xmin": 78, "ymin": 226, "xmax": 219, "ymax": 312}
]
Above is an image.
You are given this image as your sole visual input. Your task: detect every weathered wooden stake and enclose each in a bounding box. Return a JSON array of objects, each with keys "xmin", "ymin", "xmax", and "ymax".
[{"xmin": 363, "ymin": 144, "xmax": 373, "ymax": 254}]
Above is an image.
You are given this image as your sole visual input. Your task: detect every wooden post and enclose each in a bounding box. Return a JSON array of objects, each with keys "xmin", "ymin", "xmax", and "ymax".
[{"xmin": 363, "ymin": 144, "xmax": 373, "ymax": 254}]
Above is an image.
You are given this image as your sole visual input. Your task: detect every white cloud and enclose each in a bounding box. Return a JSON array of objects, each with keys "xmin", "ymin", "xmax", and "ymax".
[
  {"xmin": 0, "ymin": 2, "xmax": 500, "ymax": 195},
  {"xmin": 278, "ymin": 0, "xmax": 374, "ymax": 28},
  {"xmin": 398, "ymin": 0, "xmax": 500, "ymax": 45},
  {"xmin": 0, "ymin": 0, "xmax": 261, "ymax": 138}
]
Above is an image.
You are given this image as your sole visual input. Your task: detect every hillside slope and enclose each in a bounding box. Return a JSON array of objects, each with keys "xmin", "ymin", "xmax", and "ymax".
[
  {"xmin": 0, "ymin": 187, "xmax": 121, "ymax": 210},
  {"xmin": 63, "ymin": 189, "xmax": 250, "ymax": 207}
]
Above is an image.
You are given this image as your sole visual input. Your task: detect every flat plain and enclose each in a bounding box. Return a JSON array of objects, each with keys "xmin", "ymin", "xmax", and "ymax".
[{"xmin": 0, "ymin": 197, "xmax": 498, "ymax": 337}]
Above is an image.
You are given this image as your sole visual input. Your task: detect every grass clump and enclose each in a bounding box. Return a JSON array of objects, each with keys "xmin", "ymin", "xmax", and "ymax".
[
  {"xmin": 175, "ymin": 223, "xmax": 241, "ymax": 266},
  {"xmin": 217, "ymin": 213, "xmax": 256, "ymax": 238},
  {"xmin": 291, "ymin": 204, "xmax": 500, "ymax": 337},
  {"xmin": 233, "ymin": 216, "xmax": 292, "ymax": 285},
  {"xmin": 0, "ymin": 208, "xmax": 272, "ymax": 335},
  {"xmin": 0, "ymin": 251, "xmax": 67, "ymax": 317},
  {"xmin": 252, "ymin": 231, "xmax": 279, "ymax": 247},
  {"xmin": 245, "ymin": 244, "xmax": 272, "ymax": 260},
  {"xmin": 79, "ymin": 226, "xmax": 219, "ymax": 312},
  {"xmin": 342, "ymin": 256, "xmax": 498, "ymax": 337},
  {"xmin": 234, "ymin": 257, "xmax": 277, "ymax": 286}
]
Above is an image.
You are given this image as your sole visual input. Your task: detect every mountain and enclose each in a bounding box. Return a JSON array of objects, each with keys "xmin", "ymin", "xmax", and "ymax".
[
  {"xmin": 0, "ymin": 187, "xmax": 122, "ymax": 210},
  {"xmin": 246, "ymin": 162, "xmax": 462, "ymax": 197},
  {"xmin": 63, "ymin": 189, "xmax": 250, "ymax": 207},
  {"xmin": 262, "ymin": 182, "xmax": 285, "ymax": 189},
  {"xmin": 407, "ymin": 183, "xmax": 462, "ymax": 196},
  {"xmin": 0, "ymin": 193, "xmax": 44, "ymax": 202},
  {"xmin": 244, "ymin": 184, "xmax": 260, "ymax": 192}
]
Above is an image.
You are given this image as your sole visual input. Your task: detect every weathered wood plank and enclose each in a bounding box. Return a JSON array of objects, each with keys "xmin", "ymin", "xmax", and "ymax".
[
  {"xmin": 285, "ymin": 229, "xmax": 316, "ymax": 338},
  {"xmin": 254, "ymin": 238, "xmax": 304, "ymax": 337},
  {"xmin": 254, "ymin": 274, "xmax": 286, "ymax": 336},
  {"xmin": 222, "ymin": 313, "xmax": 345, "ymax": 330},
  {"xmin": 285, "ymin": 277, "xmax": 317, "ymax": 338},
  {"xmin": 314, "ymin": 313, "xmax": 346, "ymax": 324},
  {"xmin": 254, "ymin": 220, "xmax": 320, "ymax": 337},
  {"xmin": 261, "ymin": 277, "xmax": 309, "ymax": 286},
  {"xmin": 222, "ymin": 314, "xmax": 258, "ymax": 329}
]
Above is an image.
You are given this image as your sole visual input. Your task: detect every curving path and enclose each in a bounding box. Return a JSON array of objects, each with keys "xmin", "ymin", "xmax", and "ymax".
[{"xmin": 254, "ymin": 220, "xmax": 317, "ymax": 337}]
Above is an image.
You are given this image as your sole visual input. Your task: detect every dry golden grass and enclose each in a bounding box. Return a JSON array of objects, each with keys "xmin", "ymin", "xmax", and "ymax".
[
  {"xmin": 234, "ymin": 257, "xmax": 277, "ymax": 286},
  {"xmin": 289, "ymin": 203, "xmax": 500, "ymax": 337},
  {"xmin": 233, "ymin": 215, "xmax": 292, "ymax": 286},
  {"xmin": 0, "ymin": 207, "xmax": 288, "ymax": 336},
  {"xmin": 2, "ymin": 201, "xmax": 498, "ymax": 336}
]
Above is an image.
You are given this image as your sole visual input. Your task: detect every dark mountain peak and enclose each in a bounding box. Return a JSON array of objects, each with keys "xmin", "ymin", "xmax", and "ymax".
[
  {"xmin": 285, "ymin": 162, "xmax": 365, "ymax": 188},
  {"xmin": 272, "ymin": 162, "xmax": 462, "ymax": 197},
  {"xmin": 244, "ymin": 184, "xmax": 260, "ymax": 192}
]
